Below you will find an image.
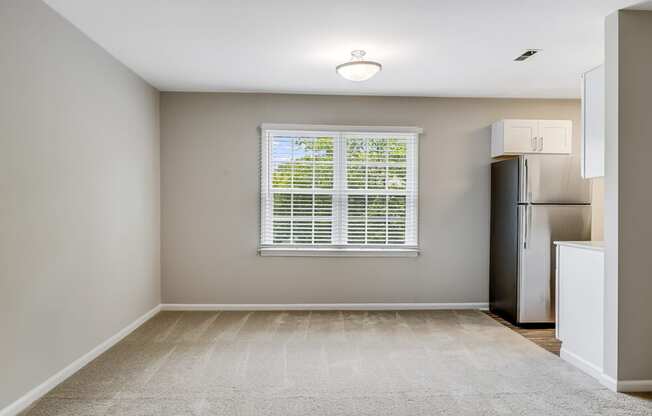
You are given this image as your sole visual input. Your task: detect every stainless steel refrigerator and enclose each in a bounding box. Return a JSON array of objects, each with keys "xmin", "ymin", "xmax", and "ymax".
[{"xmin": 490, "ymin": 155, "xmax": 592, "ymax": 326}]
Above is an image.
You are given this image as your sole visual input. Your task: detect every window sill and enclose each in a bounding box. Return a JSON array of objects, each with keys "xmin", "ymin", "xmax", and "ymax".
[{"xmin": 258, "ymin": 247, "xmax": 419, "ymax": 257}]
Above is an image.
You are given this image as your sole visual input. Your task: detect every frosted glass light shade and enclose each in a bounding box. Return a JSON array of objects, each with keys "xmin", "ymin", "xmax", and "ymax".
[
  {"xmin": 336, "ymin": 50, "xmax": 382, "ymax": 82},
  {"xmin": 336, "ymin": 61, "xmax": 382, "ymax": 81}
]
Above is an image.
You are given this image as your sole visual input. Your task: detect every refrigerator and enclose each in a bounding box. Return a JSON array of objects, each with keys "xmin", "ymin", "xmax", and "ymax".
[{"xmin": 490, "ymin": 155, "xmax": 592, "ymax": 326}]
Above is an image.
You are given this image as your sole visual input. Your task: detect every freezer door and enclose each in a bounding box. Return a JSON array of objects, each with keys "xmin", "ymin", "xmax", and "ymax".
[
  {"xmin": 519, "ymin": 155, "xmax": 591, "ymax": 204},
  {"xmin": 517, "ymin": 205, "xmax": 592, "ymax": 323},
  {"xmin": 490, "ymin": 159, "xmax": 520, "ymax": 324}
]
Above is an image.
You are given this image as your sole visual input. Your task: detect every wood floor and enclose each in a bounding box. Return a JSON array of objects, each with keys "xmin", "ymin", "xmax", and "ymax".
[{"xmin": 484, "ymin": 311, "xmax": 561, "ymax": 356}]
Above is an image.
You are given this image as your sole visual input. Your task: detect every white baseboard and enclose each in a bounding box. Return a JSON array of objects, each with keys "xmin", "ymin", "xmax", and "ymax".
[
  {"xmin": 602, "ymin": 375, "xmax": 652, "ymax": 393},
  {"xmin": 161, "ymin": 303, "xmax": 489, "ymax": 311},
  {"xmin": 0, "ymin": 304, "xmax": 161, "ymax": 416},
  {"xmin": 560, "ymin": 347, "xmax": 603, "ymax": 381},
  {"xmin": 601, "ymin": 374, "xmax": 618, "ymax": 392},
  {"xmin": 560, "ymin": 348, "xmax": 652, "ymax": 393},
  {"xmin": 600, "ymin": 373, "xmax": 652, "ymax": 393},
  {"xmin": 615, "ymin": 379, "xmax": 652, "ymax": 392}
]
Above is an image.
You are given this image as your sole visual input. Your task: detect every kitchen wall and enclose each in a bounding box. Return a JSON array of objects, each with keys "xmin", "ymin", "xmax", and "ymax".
[
  {"xmin": 0, "ymin": 0, "xmax": 160, "ymax": 409},
  {"xmin": 161, "ymin": 92, "xmax": 581, "ymax": 305}
]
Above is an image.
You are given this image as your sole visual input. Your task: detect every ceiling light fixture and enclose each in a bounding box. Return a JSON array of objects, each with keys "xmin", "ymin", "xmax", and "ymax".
[{"xmin": 336, "ymin": 50, "xmax": 382, "ymax": 82}]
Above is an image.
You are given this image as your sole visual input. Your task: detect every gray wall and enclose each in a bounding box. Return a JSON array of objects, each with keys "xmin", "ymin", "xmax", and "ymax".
[
  {"xmin": 0, "ymin": 0, "xmax": 160, "ymax": 409},
  {"xmin": 605, "ymin": 9, "xmax": 652, "ymax": 383},
  {"xmin": 161, "ymin": 93, "xmax": 581, "ymax": 304}
]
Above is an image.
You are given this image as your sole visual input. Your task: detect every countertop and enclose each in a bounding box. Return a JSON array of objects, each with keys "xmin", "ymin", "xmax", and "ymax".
[{"xmin": 554, "ymin": 241, "xmax": 604, "ymax": 251}]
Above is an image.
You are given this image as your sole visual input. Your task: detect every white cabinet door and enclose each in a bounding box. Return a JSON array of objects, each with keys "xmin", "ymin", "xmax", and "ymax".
[
  {"xmin": 581, "ymin": 65, "xmax": 605, "ymax": 178},
  {"xmin": 538, "ymin": 120, "xmax": 572, "ymax": 154},
  {"xmin": 491, "ymin": 119, "xmax": 572, "ymax": 157},
  {"xmin": 556, "ymin": 244, "xmax": 604, "ymax": 378},
  {"xmin": 503, "ymin": 119, "xmax": 539, "ymax": 154}
]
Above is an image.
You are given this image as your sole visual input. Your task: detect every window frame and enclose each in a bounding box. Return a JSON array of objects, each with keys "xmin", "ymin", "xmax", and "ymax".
[{"xmin": 259, "ymin": 124, "xmax": 421, "ymax": 257}]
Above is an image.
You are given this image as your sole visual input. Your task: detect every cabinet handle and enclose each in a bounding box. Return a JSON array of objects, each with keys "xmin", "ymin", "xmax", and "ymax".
[
  {"xmin": 538, "ymin": 136, "xmax": 544, "ymax": 152},
  {"xmin": 531, "ymin": 137, "xmax": 537, "ymax": 151}
]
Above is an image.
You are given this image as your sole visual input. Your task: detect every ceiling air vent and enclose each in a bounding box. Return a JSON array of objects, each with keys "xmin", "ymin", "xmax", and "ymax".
[{"xmin": 514, "ymin": 49, "xmax": 541, "ymax": 61}]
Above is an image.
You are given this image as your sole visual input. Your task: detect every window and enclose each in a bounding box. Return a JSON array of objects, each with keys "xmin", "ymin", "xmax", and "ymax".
[{"xmin": 260, "ymin": 124, "xmax": 420, "ymax": 256}]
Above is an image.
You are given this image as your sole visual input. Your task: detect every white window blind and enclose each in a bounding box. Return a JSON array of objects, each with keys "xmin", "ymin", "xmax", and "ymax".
[{"xmin": 260, "ymin": 124, "xmax": 420, "ymax": 256}]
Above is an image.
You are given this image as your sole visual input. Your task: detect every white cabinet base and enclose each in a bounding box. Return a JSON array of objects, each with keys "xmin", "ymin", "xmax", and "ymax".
[{"xmin": 555, "ymin": 242, "xmax": 604, "ymax": 381}]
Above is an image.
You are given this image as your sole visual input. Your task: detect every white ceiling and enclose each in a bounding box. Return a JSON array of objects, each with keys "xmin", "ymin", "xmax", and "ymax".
[{"xmin": 44, "ymin": 0, "xmax": 642, "ymax": 98}]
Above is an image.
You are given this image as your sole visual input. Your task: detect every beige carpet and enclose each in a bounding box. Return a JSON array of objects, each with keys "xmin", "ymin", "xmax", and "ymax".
[{"xmin": 22, "ymin": 310, "xmax": 652, "ymax": 415}]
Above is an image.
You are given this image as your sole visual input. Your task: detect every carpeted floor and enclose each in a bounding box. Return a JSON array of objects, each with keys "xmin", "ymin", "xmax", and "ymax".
[{"xmin": 22, "ymin": 310, "xmax": 652, "ymax": 415}]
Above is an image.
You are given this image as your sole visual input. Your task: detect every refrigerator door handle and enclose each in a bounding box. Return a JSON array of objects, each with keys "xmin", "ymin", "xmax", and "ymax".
[
  {"xmin": 524, "ymin": 158, "xmax": 529, "ymax": 202},
  {"xmin": 522, "ymin": 205, "xmax": 533, "ymax": 249},
  {"xmin": 523, "ymin": 205, "xmax": 528, "ymax": 249}
]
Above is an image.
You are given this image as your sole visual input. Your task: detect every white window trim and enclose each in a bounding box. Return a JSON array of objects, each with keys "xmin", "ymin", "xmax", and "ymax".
[
  {"xmin": 259, "ymin": 247, "xmax": 419, "ymax": 257},
  {"xmin": 259, "ymin": 123, "xmax": 421, "ymax": 257},
  {"xmin": 260, "ymin": 123, "xmax": 423, "ymax": 134}
]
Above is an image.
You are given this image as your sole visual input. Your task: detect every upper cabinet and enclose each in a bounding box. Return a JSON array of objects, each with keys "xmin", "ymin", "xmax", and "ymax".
[
  {"xmin": 581, "ymin": 65, "xmax": 605, "ymax": 178},
  {"xmin": 491, "ymin": 119, "xmax": 572, "ymax": 158}
]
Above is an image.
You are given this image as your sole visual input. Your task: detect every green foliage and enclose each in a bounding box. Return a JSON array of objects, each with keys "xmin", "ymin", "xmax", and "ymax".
[
  {"xmin": 270, "ymin": 136, "xmax": 409, "ymax": 244},
  {"xmin": 272, "ymin": 137, "xmax": 334, "ymax": 189},
  {"xmin": 272, "ymin": 136, "xmax": 407, "ymax": 190}
]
